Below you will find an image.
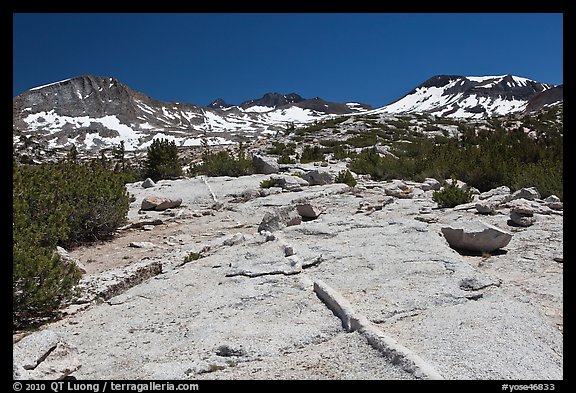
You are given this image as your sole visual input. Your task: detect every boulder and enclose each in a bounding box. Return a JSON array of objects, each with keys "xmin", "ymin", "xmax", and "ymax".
[
  {"xmin": 270, "ymin": 175, "xmax": 309, "ymax": 191},
  {"xmin": 301, "ymin": 170, "xmax": 334, "ymax": 186},
  {"xmin": 384, "ymin": 182, "xmax": 414, "ymax": 199},
  {"xmin": 258, "ymin": 207, "xmax": 302, "ymax": 232},
  {"xmin": 253, "ymin": 154, "xmax": 279, "ymax": 174},
  {"xmin": 141, "ymin": 196, "xmax": 182, "ymax": 211},
  {"xmin": 509, "ymin": 200, "xmax": 536, "ymax": 227},
  {"xmin": 475, "ymin": 200, "xmax": 499, "ymax": 214},
  {"xmin": 509, "ymin": 187, "xmax": 541, "ymax": 201},
  {"xmin": 441, "ymin": 221, "xmax": 512, "ymax": 253},
  {"xmin": 142, "ymin": 178, "xmax": 156, "ymax": 188},
  {"xmin": 55, "ymin": 246, "xmax": 86, "ymax": 274},
  {"xmin": 479, "ymin": 186, "xmax": 511, "ymax": 200},
  {"xmin": 509, "ymin": 199, "xmax": 535, "ymax": 216},
  {"xmin": 296, "ymin": 202, "xmax": 324, "ymax": 219},
  {"xmin": 544, "ymin": 195, "xmax": 563, "ymax": 210},
  {"xmin": 510, "ymin": 211, "xmax": 536, "ymax": 227},
  {"xmin": 420, "ymin": 178, "xmax": 441, "ymax": 191}
]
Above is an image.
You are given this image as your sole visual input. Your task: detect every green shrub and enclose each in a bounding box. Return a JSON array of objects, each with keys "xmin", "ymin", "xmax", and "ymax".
[
  {"xmin": 144, "ymin": 138, "xmax": 183, "ymax": 181},
  {"xmin": 183, "ymin": 251, "xmax": 203, "ymax": 263},
  {"xmin": 13, "ymin": 161, "xmax": 131, "ymax": 329},
  {"xmin": 300, "ymin": 145, "xmax": 325, "ymax": 163},
  {"xmin": 432, "ymin": 176, "xmax": 474, "ymax": 208},
  {"xmin": 260, "ymin": 178, "xmax": 277, "ymax": 188},
  {"xmin": 335, "ymin": 169, "xmax": 357, "ymax": 187},
  {"xmin": 191, "ymin": 144, "xmax": 254, "ymax": 177}
]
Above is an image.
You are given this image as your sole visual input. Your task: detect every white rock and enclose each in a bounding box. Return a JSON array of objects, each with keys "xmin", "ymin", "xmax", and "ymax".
[
  {"xmin": 544, "ymin": 195, "xmax": 563, "ymax": 210},
  {"xmin": 509, "ymin": 187, "xmax": 541, "ymax": 201},
  {"xmin": 441, "ymin": 221, "xmax": 512, "ymax": 253},
  {"xmin": 510, "ymin": 211, "xmax": 536, "ymax": 227},
  {"xmin": 55, "ymin": 246, "xmax": 86, "ymax": 274},
  {"xmin": 253, "ymin": 154, "xmax": 280, "ymax": 174},
  {"xmin": 302, "ymin": 170, "xmax": 335, "ymax": 186},
  {"xmin": 141, "ymin": 195, "xmax": 182, "ymax": 211},
  {"xmin": 128, "ymin": 241, "xmax": 156, "ymax": 249},
  {"xmin": 421, "ymin": 178, "xmax": 441, "ymax": 191},
  {"xmin": 479, "ymin": 186, "xmax": 511, "ymax": 200},
  {"xmin": 475, "ymin": 200, "xmax": 499, "ymax": 214},
  {"xmin": 509, "ymin": 199, "xmax": 535, "ymax": 216},
  {"xmin": 142, "ymin": 178, "xmax": 156, "ymax": 188},
  {"xmin": 270, "ymin": 174, "xmax": 309, "ymax": 191},
  {"xmin": 258, "ymin": 207, "xmax": 302, "ymax": 232}
]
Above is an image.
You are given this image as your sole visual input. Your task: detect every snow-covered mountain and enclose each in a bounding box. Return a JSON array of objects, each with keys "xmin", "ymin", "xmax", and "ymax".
[
  {"xmin": 13, "ymin": 75, "xmax": 371, "ymax": 152},
  {"xmin": 373, "ymin": 74, "xmax": 558, "ymax": 119}
]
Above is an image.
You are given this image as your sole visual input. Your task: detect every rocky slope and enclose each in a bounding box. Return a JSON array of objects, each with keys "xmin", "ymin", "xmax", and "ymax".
[
  {"xmin": 374, "ymin": 74, "xmax": 558, "ymax": 119},
  {"xmin": 13, "ymin": 165, "xmax": 563, "ymax": 380},
  {"xmin": 12, "ymin": 75, "xmax": 371, "ymax": 152}
]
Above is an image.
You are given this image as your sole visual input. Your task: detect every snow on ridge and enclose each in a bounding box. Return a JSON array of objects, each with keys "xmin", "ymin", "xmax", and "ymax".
[
  {"xmin": 465, "ymin": 75, "xmax": 508, "ymax": 82},
  {"xmin": 29, "ymin": 78, "xmax": 73, "ymax": 91},
  {"xmin": 243, "ymin": 105, "xmax": 274, "ymax": 113}
]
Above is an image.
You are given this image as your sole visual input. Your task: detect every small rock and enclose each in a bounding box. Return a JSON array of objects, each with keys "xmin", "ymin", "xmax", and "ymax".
[
  {"xmin": 142, "ymin": 178, "xmax": 156, "ymax": 188},
  {"xmin": 223, "ymin": 233, "xmax": 245, "ymax": 246},
  {"xmin": 301, "ymin": 170, "xmax": 334, "ymax": 186},
  {"xmin": 55, "ymin": 246, "xmax": 87, "ymax": 274},
  {"xmin": 384, "ymin": 182, "xmax": 414, "ymax": 199},
  {"xmin": 141, "ymin": 196, "xmax": 182, "ymax": 211},
  {"xmin": 479, "ymin": 186, "xmax": 511, "ymax": 200},
  {"xmin": 260, "ymin": 230, "xmax": 275, "ymax": 242},
  {"xmin": 270, "ymin": 175, "xmax": 309, "ymax": 191},
  {"xmin": 128, "ymin": 241, "xmax": 155, "ymax": 249},
  {"xmin": 509, "ymin": 199, "xmax": 535, "ymax": 216},
  {"xmin": 510, "ymin": 211, "xmax": 536, "ymax": 227},
  {"xmin": 420, "ymin": 178, "xmax": 441, "ymax": 191},
  {"xmin": 544, "ymin": 195, "xmax": 563, "ymax": 210},
  {"xmin": 283, "ymin": 244, "xmax": 295, "ymax": 257},
  {"xmin": 475, "ymin": 200, "xmax": 499, "ymax": 214},
  {"xmin": 509, "ymin": 187, "xmax": 541, "ymax": 201},
  {"xmin": 215, "ymin": 344, "xmax": 247, "ymax": 357},
  {"xmin": 258, "ymin": 207, "xmax": 302, "ymax": 232},
  {"xmin": 296, "ymin": 202, "xmax": 324, "ymax": 219}
]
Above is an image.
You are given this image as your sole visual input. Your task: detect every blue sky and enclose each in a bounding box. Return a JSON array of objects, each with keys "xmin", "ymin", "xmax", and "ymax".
[{"xmin": 13, "ymin": 13, "xmax": 563, "ymax": 108}]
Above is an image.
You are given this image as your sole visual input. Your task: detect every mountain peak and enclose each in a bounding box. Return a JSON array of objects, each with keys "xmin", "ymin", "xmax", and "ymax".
[
  {"xmin": 207, "ymin": 98, "xmax": 233, "ymax": 110},
  {"xmin": 378, "ymin": 74, "xmax": 555, "ymax": 119},
  {"xmin": 240, "ymin": 92, "xmax": 305, "ymax": 110}
]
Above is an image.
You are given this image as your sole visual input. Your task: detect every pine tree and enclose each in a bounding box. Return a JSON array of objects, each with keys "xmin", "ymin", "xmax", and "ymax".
[{"xmin": 144, "ymin": 138, "xmax": 183, "ymax": 181}]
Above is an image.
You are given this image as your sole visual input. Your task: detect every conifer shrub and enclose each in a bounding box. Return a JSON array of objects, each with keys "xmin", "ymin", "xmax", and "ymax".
[
  {"xmin": 191, "ymin": 144, "xmax": 255, "ymax": 177},
  {"xmin": 13, "ymin": 161, "xmax": 130, "ymax": 329},
  {"xmin": 300, "ymin": 145, "xmax": 325, "ymax": 163},
  {"xmin": 432, "ymin": 176, "xmax": 474, "ymax": 208},
  {"xmin": 259, "ymin": 177, "xmax": 277, "ymax": 188},
  {"xmin": 335, "ymin": 169, "xmax": 357, "ymax": 187},
  {"xmin": 144, "ymin": 138, "xmax": 183, "ymax": 181}
]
